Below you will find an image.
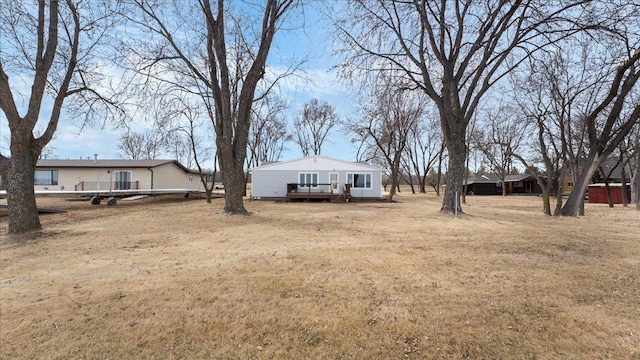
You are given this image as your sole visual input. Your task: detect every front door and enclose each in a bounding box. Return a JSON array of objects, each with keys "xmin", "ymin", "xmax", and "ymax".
[
  {"xmin": 329, "ymin": 172, "xmax": 339, "ymax": 193},
  {"xmin": 115, "ymin": 171, "xmax": 132, "ymax": 190}
]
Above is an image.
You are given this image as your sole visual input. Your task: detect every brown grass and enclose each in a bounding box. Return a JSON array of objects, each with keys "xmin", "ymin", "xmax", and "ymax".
[{"xmin": 1, "ymin": 191, "xmax": 639, "ymax": 359}]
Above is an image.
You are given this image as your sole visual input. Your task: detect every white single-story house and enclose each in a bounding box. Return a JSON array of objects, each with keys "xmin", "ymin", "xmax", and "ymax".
[
  {"xmin": 31, "ymin": 159, "xmax": 205, "ymax": 192},
  {"xmin": 250, "ymin": 155, "xmax": 383, "ymax": 200}
]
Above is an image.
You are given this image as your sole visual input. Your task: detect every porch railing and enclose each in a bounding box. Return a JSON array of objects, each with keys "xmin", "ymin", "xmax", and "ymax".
[{"xmin": 75, "ymin": 181, "xmax": 139, "ymax": 191}]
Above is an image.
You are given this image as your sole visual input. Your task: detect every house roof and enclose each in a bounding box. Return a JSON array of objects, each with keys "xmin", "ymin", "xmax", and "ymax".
[
  {"xmin": 250, "ymin": 155, "xmax": 383, "ymax": 172},
  {"xmin": 36, "ymin": 159, "xmax": 200, "ymax": 174},
  {"xmin": 465, "ymin": 174, "xmax": 500, "ymax": 184},
  {"xmin": 465, "ymin": 173, "xmax": 536, "ymax": 184},
  {"xmin": 504, "ymin": 174, "xmax": 536, "ymax": 182},
  {"xmin": 596, "ymin": 157, "xmax": 626, "ymax": 180}
]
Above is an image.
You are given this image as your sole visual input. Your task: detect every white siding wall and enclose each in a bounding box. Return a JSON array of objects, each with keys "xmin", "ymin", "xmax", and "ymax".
[
  {"xmin": 251, "ymin": 169, "xmax": 382, "ymax": 199},
  {"xmin": 152, "ymin": 164, "xmax": 201, "ymax": 190},
  {"xmin": 34, "ymin": 164, "xmax": 201, "ymax": 191},
  {"xmin": 251, "ymin": 170, "xmax": 298, "ymax": 198}
]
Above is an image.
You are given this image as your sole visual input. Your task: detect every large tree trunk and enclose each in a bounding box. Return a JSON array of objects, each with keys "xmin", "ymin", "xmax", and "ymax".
[
  {"xmin": 562, "ymin": 153, "xmax": 600, "ymax": 216},
  {"xmin": 440, "ymin": 100, "xmax": 466, "ymax": 214},
  {"xmin": 441, "ymin": 130, "xmax": 465, "ymax": 214},
  {"xmin": 388, "ymin": 176, "xmax": 397, "ymax": 201},
  {"xmin": 222, "ymin": 166, "xmax": 247, "ymax": 214},
  {"xmin": 5, "ymin": 135, "xmax": 41, "ymax": 234},
  {"xmin": 218, "ymin": 140, "xmax": 249, "ymax": 214},
  {"xmin": 541, "ymin": 189, "xmax": 551, "ymax": 216}
]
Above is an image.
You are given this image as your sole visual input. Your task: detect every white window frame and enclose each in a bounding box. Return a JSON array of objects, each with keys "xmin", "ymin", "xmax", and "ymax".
[
  {"xmin": 34, "ymin": 169, "xmax": 58, "ymax": 186},
  {"xmin": 298, "ymin": 172, "xmax": 319, "ymax": 187},
  {"xmin": 347, "ymin": 172, "xmax": 372, "ymax": 189}
]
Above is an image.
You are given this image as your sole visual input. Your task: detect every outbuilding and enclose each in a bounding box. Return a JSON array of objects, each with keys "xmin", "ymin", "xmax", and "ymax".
[
  {"xmin": 250, "ymin": 155, "xmax": 383, "ymax": 201},
  {"xmin": 587, "ymin": 183, "xmax": 632, "ymax": 204}
]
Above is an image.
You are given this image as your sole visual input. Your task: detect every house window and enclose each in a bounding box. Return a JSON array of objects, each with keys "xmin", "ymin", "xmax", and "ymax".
[
  {"xmin": 347, "ymin": 173, "xmax": 371, "ymax": 189},
  {"xmin": 299, "ymin": 172, "xmax": 318, "ymax": 187},
  {"xmin": 115, "ymin": 171, "xmax": 132, "ymax": 190},
  {"xmin": 34, "ymin": 170, "xmax": 58, "ymax": 185}
]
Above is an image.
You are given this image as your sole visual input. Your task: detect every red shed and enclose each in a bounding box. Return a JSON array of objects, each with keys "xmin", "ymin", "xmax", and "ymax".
[{"xmin": 588, "ymin": 183, "xmax": 632, "ymax": 204}]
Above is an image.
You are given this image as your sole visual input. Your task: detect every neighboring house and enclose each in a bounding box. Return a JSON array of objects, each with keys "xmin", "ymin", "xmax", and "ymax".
[
  {"xmin": 464, "ymin": 173, "xmax": 542, "ymax": 195},
  {"xmin": 250, "ymin": 155, "xmax": 383, "ymax": 200},
  {"xmin": 33, "ymin": 159, "xmax": 205, "ymax": 192},
  {"xmin": 564, "ymin": 157, "xmax": 629, "ymax": 194}
]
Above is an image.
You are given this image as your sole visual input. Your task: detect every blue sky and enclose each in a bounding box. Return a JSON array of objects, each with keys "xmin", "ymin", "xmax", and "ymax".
[{"xmin": 0, "ymin": 2, "xmax": 358, "ymax": 166}]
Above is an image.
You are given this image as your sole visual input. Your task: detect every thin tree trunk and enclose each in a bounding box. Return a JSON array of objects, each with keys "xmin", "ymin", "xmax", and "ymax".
[
  {"xmin": 636, "ymin": 158, "xmax": 640, "ymax": 210},
  {"xmin": 462, "ymin": 145, "xmax": 470, "ymax": 204},
  {"xmin": 420, "ymin": 171, "xmax": 427, "ymax": 193},
  {"xmin": 553, "ymin": 167, "xmax": 565, "ymax": 216},
  {"xmin": 605, "ymin": 179, "xmax": 614, "ymax": 208},
  {"xmin": 436, "ymin": 152, "xmax": 443, "ymax": 197},
  {"xmin": 501, "ymin": 173, "xmax": 507, "ymax": 196},
  {"xmin": 621, "ymin": 168, "xmax": 628, "ymax": 207},
  {"xmin": 635, "ymin": 147, "xmax": 640, "ymax": 210},
  {"xmin": 553, "ymin": 182, "xmax": 564, "ymax": 216}
]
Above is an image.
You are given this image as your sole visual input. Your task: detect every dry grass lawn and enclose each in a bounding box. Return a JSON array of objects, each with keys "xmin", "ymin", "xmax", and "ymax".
[{"xmin": 1, "ymin": 191, "xmax": 639, "ymax": 359}]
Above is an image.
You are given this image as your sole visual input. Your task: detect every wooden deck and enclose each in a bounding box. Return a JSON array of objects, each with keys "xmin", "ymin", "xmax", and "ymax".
[{"xmin": 286, "ymin": 183, "xmax": 351, "ymax": 202}]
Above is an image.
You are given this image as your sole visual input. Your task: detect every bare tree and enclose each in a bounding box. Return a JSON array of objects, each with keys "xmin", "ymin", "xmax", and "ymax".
[
  {"xmin": 349, "ymin": 80, "xmax": 423, "ymax": 201},
  {"xmin": 472, "ymin": 105, "xmax": 527, "ymax": 196},
  {"xmin": 122, "ymin": 0, "xmax": 299, "ymax": 214},
  {"xmin": 246, "ymin": 93, "xmax": 291, "ymax": 192},
  {"xmin": 165, "ymin": 133, "xmax": 195, "ymax": 169},
  {"xmin": 247, "ymin": 94, "xmax": 291, "ymax": 168},
  {"xmin": 514, "ymin": 53, "xmax": 579, "ymax": 216},
  {"xmin": 401, "ymin": 107, "xmax": 443, "ymax": 194},
  {"xmin": 513, "ymin": 24, "xmax": 640, "ymax": 216},
  {"xmin": 559, "ymin": 54, "xmax": 640, "ymax": 215},
  {"xmin": 0, "ymin": 0, "xmax": 123, "ymax": 234},
  {"xmin": 172, "ymin": 97, "xmax": 217, "ymax": 203},
  {"xmin": 118, "ymin": 130, "xmax": 164, "ymax": 160},
  {"xmin": 333, "ymin": 0, "xmax": 590, "ymax": 215},
  {"xmin": 294, "ymin": 98, "xmax": 340, "ymax": 157}
]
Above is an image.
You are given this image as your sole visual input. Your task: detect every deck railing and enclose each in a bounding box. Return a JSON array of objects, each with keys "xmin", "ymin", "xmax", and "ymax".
[
  {"xmin": 286, "ymin": 183, "xmax": 351, "ymax": 201},
  {"xmin": 75, "ymin": 181, "xmax": 139, "ymax": 191}
]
